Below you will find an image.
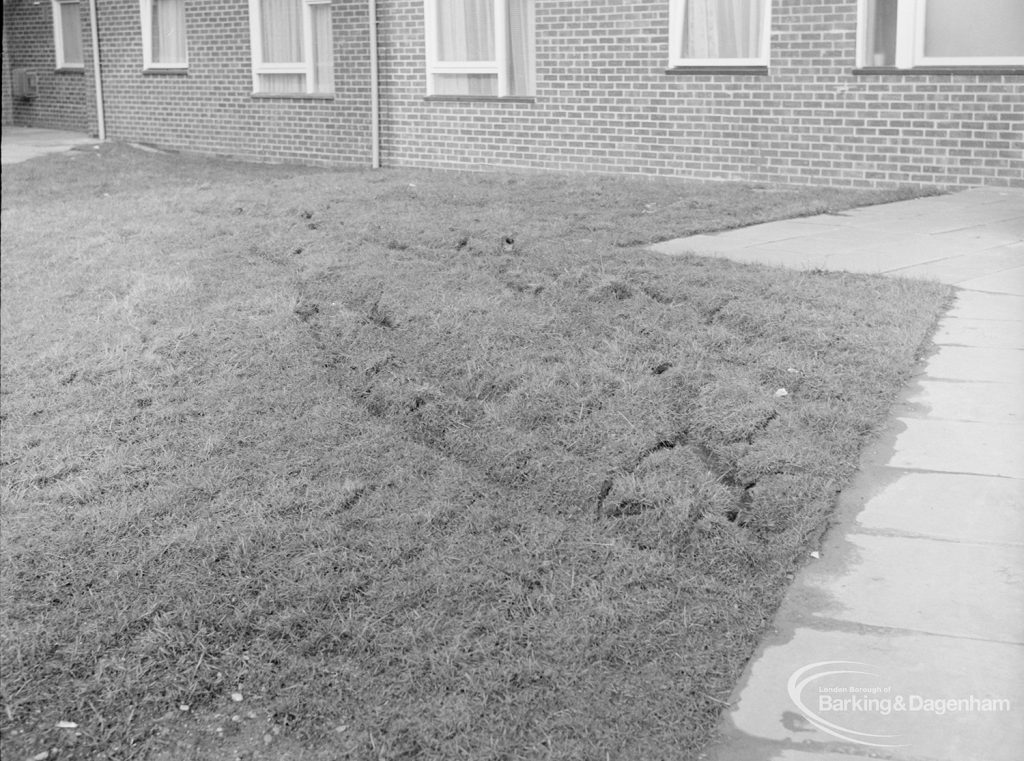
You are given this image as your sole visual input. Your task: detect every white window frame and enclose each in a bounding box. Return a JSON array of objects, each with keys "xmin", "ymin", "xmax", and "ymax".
[
  {"xmin": 140, "ymin": 0, "xmax": 189, "ymax": 70},
  {"xmin": 668, "ymin": 0, "xmax": 772, "ymax": 68},
  {"xmin": 424, "ymin": 0, "xmax": 530, "ymax": 97},
  {"xmin": 857, "ymin": 0, "xmax": 1024, "ymax": 68},
  {"xmin": 52, "ymin": 0, "xmax": 84, "ymax": 70},
  {"xmin": 248, "ymin": 0, "xmax": 334, "ymax": 95}
]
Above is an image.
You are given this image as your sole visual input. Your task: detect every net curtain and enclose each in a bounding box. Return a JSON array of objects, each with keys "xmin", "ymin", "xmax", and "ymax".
[
  {"xmin": 152, "ymin": 0, "xmax": 187, "ymax": 63},
  {"xmin": 435, "ymin": 0, "xmax": 534, "ymax": 96},
  {"xmin": 682, "ymin": 0, "xmax": 763, "ymax": 58}
]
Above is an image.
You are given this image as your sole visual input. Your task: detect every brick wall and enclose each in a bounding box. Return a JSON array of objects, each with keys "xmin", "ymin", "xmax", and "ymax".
[
  {"xmin": 378, "ymin": 0, "xmax": 1024, "ymax": 188},
  {"xmin": 2, "ymin": 23, "xmax": 13, "ymax": 125},
  {"xmin": 6, "ymin": 0, "xmax": 1021, "ymax": 187},
  {"xmin": 91, "ymin": 0, "xmax": 373, "ymax": 166},
  {"xmin": 4, "ymin": 0, "xmax": 89, "ymax": 131}
]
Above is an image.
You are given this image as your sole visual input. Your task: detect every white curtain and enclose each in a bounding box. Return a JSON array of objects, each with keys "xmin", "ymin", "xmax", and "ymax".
[
  {"xmin": 435, "ymin": 0, "xmax": 497, "ymax": 95},
  {"xmin": 864, "ymin": 0, "xmax": 897, "ymax": 66},
  {"xmin": 434, "ymin": 0, "xmax": 534, "ymax": 96},
  {"xmin": 60, "ymin": 1, "xmax": 84, "ymax": 66},
  {"xmin": 258, "ymin": 0, "xmax": 303, "ymax": 93},
  {"xmin": 261, "ymin": 0, "xmax": 303, "ymax": 63},
  {"xmin": 682, "ymin": 0, "xmax": 763, "ymax": 59},
  {"xmin": 434, "ymin": 73, "xmax": 497, "ymax": 95},
  {"xmin": 152, "ymin": 0, "xmax": 187, "ymax": 64},
  {"xmin": 507, "ymin": 0, "xmax": 534, "ymax": 95},
  {"xmin": 310, "ymin": 1, "xmax": 335, "ymax": 92},
  {"xmin": 437, "ymin": 0, "xmax": 495, "ymax": 61}
]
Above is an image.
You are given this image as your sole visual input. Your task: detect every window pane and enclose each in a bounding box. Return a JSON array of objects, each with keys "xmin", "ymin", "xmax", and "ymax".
[
  {"xmin": 433, "ymin": 73, "xmax": 498, "ymax": 96},
  {"xmin": 924, "ymin": 0, "xmax": 1024, "ymax": 58},
  {"xmin": 863, "ymin": 0, "xmax": 898, "ymax": 66},
  {"xmin": 258, "ymin": 73, "xmax": 305, "ymax": 92},
  {"xmin": 507, "ymin": 0, "xmax": 534, "ymax": 95},
  {"xmin": 310, "ymin": 2, "xmax": 334, "ymax": 93},
  {"xmin": 60, "ymin": 2, "xmax": 84, "ymax": 66},
  {"xmin": 152, "ymin": 0, "xmax": 187, "ymax": 64},
  {"xmin": 680, "ymin": 0, "xmax": 765, "ymax": 59},
  {"xmin": 260, "ymin": 0, "xmax": 303, "ymax": 63},
  {"xmin": 437, "ymin": 0, "xmax": 495, "ymax": 61}
]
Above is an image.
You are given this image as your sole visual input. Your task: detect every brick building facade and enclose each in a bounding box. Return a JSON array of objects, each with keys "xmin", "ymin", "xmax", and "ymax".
[
  {"xmin": 4, "ymin": 0, "xmax": 92, "ymax": 131},
  {"xmin": 3, "ymin": 0, "xmax": 1022, "ymax": 187}
]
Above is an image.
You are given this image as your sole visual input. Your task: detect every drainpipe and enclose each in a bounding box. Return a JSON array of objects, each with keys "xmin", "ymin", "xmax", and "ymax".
[
  {"xmin": 368, "ymin": 0, "xmax": 380, "ymax": 168},
  {"xmin": 88, "ymin": 0, "xmax": 106, "ymax": 140}
]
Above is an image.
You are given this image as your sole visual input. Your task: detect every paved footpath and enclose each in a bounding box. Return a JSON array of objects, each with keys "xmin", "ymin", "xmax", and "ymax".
[
  {"xmin": 654, "ymin": 187, "xmax": 1024, "ymax": 761},
  {"xmin": 2, "ymin": 126, "xmax": 100, "ymax": 165}
]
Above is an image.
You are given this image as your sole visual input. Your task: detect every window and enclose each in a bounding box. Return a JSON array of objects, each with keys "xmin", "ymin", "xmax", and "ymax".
[
  {"xmin": 52, "ymin": 0, "xmax": 84, "ymax": 69},
  {"xmin": 249, "ymin": 0, "xmax": 335, "ymax": 95},
  {"xmin": 424, "ymin": 0, "xmax": 536, "ymax": 97},
  {"xmin": 669, "ymin": 0, "xmax": 771, "ymax": 67},
  {"xmin": 860, "ymin": 0, "xmax": 1024, "ymax": 68},
  {"xmin": 141, "ymin": 0, "xmax": 188, "ymax": 69}
]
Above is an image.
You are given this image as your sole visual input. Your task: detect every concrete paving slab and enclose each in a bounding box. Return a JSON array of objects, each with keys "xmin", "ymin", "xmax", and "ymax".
[
  {"xmin": 921, "ymin": 345, "xmax": 1024, "ymax": 383},
  {"xmin": 710, "ymin": 627, "xmax": 1024, "ymax": 761},
  {"xmin": 890, "ymin": 243, "xmax": 1024, "ymax": 285},
  {"xmin": 957, "ymin": 265, "xmax": 1024, "ymax": 296},
  {"xmin": 867, "ymin": 232, "xmax": 1017, "ymax": 262},
  {"xmin": 803, "ymin": 532, "xmax": 1024, "ymax": 641},
  {"xmin": 945, "ymin": 290, "xmax": 1024, "ymax": 322},
  {"xmin": 826, "ymin": 210, "xmax": 1024, "ymax": 237},
  {"xmin": 1, "ymin": 126, "xmax": 100, "ymax": 164},
  {"xmin": 854, "ymin": 469, "xmax": 1024, "ymax": 546},
  {"xmin": 948, "ymin": 186, "xmax": 1024, "ymax": 205},
  {"xmin": 717, "ymin": 246, "xmax": 829, "ymax": 269},
  {"xmin": 930, "ymin": 224, "xmax": 1024, "ymax": 250},
  {"xmin": 715, "ymin": 751, "xmax": 872, "ymax": 761},
  {"xmin": 888, "ymin": 418, "xmax": 1024, "ymax": 478},
  {"xmin": 903, "ymin": 379, "xmax": 1024, "ymax": 424},
  {"xmin": 710, "ymin": 750, "xmax": 891, "ymax": 761},
  {"xmin": 698, "ymin": 221, "xmax": 847, "ymax": 246},
  {"xmin": 741, "ymin": 228, "xmax": 920, "ymax": 257},
  {"xmin": 933, "ymin": 316, "xmax": 1024, "ymax": 349},
  {"xmin": 1004, "ymin": 216, "xmax": 1024, "ymax": 238},
  {"xmin": 817, "ymin": 244, "xmax": 949, "ymax": 275}
]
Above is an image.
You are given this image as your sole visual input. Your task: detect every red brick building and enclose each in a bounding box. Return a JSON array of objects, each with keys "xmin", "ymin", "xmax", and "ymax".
[{"xmin": 3, "ymin": 1, "xmax": 1022, "ymax": 187}]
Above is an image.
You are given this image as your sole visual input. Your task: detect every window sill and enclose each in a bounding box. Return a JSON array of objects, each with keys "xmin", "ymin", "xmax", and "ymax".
[
  {"xmin": 55, "ymin": 66, "xmax": 85, "ymax": 74},
  {"xmin": 143, "ymin": 67, "xmax": 189, "ymax": 76},
  {"xmin": 424, "ymin": 95, "xmax": 537, "ymax": 103},
  {"xmin": 250, "ymin": 92, "xmax": 336, "ymax": 100},
  {"xmin": 665, "ymin": 65, "xmax": 768, "ymax": 75},
  {"xmin": 854, "ymin": 66, "xmax": 1024, "ymax": 76}
]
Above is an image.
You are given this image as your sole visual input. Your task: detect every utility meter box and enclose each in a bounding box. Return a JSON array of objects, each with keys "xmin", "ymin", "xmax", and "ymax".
[{"xmin": 12, "ymin": 69, "xmax": 39, "ymax": 99}]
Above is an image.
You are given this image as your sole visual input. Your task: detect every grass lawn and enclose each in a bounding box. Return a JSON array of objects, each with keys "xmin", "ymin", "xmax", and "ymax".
[{"xmin": 0, "ymin": 145, "xmax": 951, "ymax": 761}]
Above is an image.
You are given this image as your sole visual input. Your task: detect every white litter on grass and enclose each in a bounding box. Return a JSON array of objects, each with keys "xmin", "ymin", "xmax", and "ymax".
[
  {"xmin": 787, "ymin": 368, "xmax": 799, "ymax": 374},
  {"xmin": 231, "ymin": 692, "xmax": 243, "ymax": 702},
  {"xmin": 810, "ymin": 551, "xmax": 821, "ymax": 559},
  {"xmin": 179, "ymin": 704, "xmax": 190, "ymax": 712},
  {"xmin": 55, "ymin": 721, "xmax": 78, "ymax": 729},
  {"xmin": 774, "ymin": 388, "xmax": 788, "ymax": 397}
]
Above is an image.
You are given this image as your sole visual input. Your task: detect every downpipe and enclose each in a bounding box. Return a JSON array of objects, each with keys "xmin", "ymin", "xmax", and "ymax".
[
  {"xmin": 368, "ymin": 0, "xmax": 380, "ymax": 168},
  {"xmin": 88, "ymin": 0, "xmax": 106, "ymax": 140}
]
